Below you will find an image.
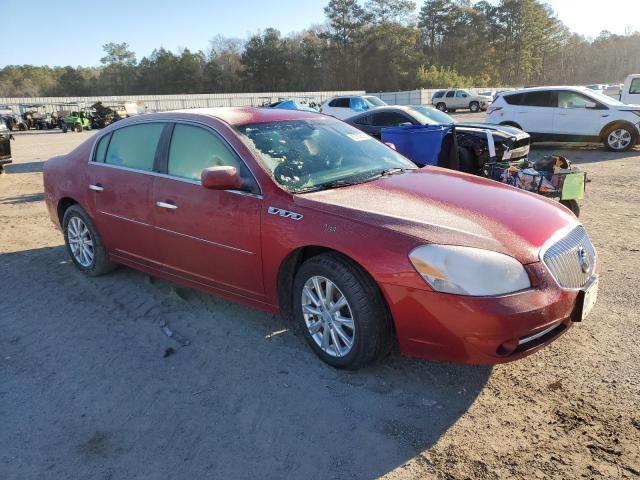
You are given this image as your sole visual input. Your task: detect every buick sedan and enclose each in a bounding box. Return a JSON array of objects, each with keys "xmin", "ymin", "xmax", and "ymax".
[{"xmin": 43, "ymin": 108, "xmax": 598, "ymax": 369}]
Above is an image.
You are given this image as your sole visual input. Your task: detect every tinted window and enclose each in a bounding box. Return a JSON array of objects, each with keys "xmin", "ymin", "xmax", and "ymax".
[
  {"xmin": 370, "ymin": 111, "xmax": 412, "ymax": 127},
  {"xmin": 105, "ymin": 123, "xmax": 165, "ymax": 171},
  {"xmin": 94, "ymin": 133, "xmax": 111, "ymax": 163},
  {"xmin": 353, "ymin": 114, "xmax": 370, "ymax": 126},
  {"xmin": 455, "ymin": 90, "xmax": 468, "ymax": 98},
  {"xmin": 168, "ymin": 124, "xmax": 242, "ymax": 181},
  {"xmin": 558, "ymin": 91, "xmax": 596, "ymax": 109},
  {"xmin": 330, "ymin": 98, "xmax": 350, "ymax": 108},
  {"xmin": 523, "ymin": 91, "xmax": 554, "ymax": 107},
  {"xmin": 503, "ymin": 93, "xmax": 525, "ymax": 105},
  {"xmin": 432, "ymin": 91, "xmax": 444, "ymax": 98},
  {"xmin": 630, "ymin": 78, "xmax": 640, "ymax": 94},
  {"xmin": 445, "ymin": 91, "xmax": 455, "ymax": 98}
]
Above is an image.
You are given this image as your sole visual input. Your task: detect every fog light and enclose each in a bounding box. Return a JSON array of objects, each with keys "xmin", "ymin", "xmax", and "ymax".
[{"xmin": 496, "ymin": 339, "xmax": 518, "ymax": 356}]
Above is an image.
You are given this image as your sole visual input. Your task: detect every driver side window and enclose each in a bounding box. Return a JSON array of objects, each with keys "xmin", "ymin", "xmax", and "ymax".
[
  {"xmin": 168, "ymin": 124, "xmax": 256, "ymax": 191},
  {"xmin": 558, "ymin": 91, "xmax": 598, "ymax": 109}
]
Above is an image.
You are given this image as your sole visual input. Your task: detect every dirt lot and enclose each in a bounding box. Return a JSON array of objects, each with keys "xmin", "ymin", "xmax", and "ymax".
[{"xmin": 1, "ymin": 121, "xmax": 639, "ymax": 480}]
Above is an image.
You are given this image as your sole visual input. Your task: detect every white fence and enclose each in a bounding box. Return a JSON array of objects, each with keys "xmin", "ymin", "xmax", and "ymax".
[{"xmin": 0, "ymin": 91, "xmax": 365, "ymax": 114}]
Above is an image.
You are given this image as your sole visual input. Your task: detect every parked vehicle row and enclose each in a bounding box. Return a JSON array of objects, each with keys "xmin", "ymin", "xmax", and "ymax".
[{"xmin": 44, "ymin": 107, "xmax": 598, "ymax": 370}]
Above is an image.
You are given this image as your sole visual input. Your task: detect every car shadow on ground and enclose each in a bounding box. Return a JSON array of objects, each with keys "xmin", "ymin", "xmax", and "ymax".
[
  {"xmin": 4, "ymin": 160, "xmax": 45, "ymax": 173},
  {"xmin": 1, "ymin": 245, "xmax": 492, "ymax": 479},
  {"xmin": 530, "ymin": 143, "xmax": 640, "ymax": 165},
  {"xmin": 0, "ymin": 192, "xmax": 45, "ymax": 204}
]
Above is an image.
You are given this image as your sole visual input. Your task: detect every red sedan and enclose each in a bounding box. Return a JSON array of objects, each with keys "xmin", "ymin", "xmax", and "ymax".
[{"xmin": 43, "ymin": 108, "xmax": 598, "ymax": 369}]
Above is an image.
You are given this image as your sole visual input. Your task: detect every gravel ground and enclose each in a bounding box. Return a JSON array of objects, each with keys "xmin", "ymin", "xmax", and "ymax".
[{"xmin": 1, "ymin": 122, "xmax": 639, "ymax": 480}]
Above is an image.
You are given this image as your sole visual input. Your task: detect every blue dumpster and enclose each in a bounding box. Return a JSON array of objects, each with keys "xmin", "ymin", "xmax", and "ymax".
[{"xmin": 381, "ymin": 124, "xmax": 451, "ymax": 167}]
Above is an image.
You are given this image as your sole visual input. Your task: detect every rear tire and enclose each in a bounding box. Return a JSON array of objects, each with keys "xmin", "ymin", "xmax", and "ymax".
[
  {"xmin": 75, "ymin": 123, "xmax": 82, "ymax": 133},
  {"xmin": 62, "ymin": 205, "xmax": 116, "ymax": 276},
  {"xmin": 293, "ymin": 253, "xmax": 393, "ymax": 370},
  {"xmin": 436, "ymin": 102, "xmax": 446, "ymax": 112},
  {"xmin": 560, "ymin": 200, "xmax": 580, "ymax": 217},
  {"xmin": 469, "ymin": 101, "xmax": 480, "ymax": 113},
  {"xmin": 458, "ymin": 147, "xmax": 478, "ymax": 174}
]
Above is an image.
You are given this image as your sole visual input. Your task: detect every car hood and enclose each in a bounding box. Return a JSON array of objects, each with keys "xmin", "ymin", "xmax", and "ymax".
[
  {"xmin": 294, "ymin": 168, "xmax": 577, "ymax": 264},
  {"xmin": 614, "ymin": 104, "xmax": 640, "ymax": 111},
  {"xmin": 455, "ymin": 122, "xmax": 530, "ymax": 140}
]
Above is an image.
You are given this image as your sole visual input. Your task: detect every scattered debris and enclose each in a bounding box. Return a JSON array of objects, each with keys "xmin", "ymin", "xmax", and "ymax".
[
  {"xmin": 163, "ymin": 347, "xmax": 175, "ymax": 358},
  {"xmin": 159, "ymin": 318, "xmax": 190, "ymax": 346},
  {"xmin": 548, "ymin": 380, "xmax": 563, "ymax": 391}
]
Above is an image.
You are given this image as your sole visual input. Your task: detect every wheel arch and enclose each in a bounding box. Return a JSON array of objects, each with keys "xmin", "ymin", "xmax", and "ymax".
[
  {"xmin": 599, "ymin": 120, "xmax": 637, "ymax": 141},
  {"xmin": 57, "ymin": 197, "xmax": 79, "ymax": 226},
  {"xmin": 276, "ymin": 246, "xmax": 393, "ymax": 330},
  {"xmin": 500, "ymin": 121, "xmax": 523, "ymax": 130}
]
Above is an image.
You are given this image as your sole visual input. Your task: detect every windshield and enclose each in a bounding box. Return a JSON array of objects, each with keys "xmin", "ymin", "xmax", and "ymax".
[
  {"xmin": 410, "ymin": 105, "xmax": 457, "ymax": 125},
  {"xmin": 363, "ymin": 96, "xmax": 387, "ymax": 107},
  {"xmin": 582, "ymin": 88, "xmax": 625, "ymax": 106},
  {"xmin": 237, "ymin": 118, "xmax": 415, "ymax": 193}
]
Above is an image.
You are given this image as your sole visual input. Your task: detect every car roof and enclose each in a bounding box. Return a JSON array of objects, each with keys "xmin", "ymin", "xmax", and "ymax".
[
  {"xmin": 503, "ymin": 85, "xmax": 594, "ymax": 95},
  {"xmin": 151, "ymin": 107, "xmax": 324, "ymax": 126}
]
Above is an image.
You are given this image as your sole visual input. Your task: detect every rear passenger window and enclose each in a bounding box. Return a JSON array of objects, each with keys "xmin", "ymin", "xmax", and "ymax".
[
  {"xmin": 330, "ymin": 98, "xmax": 350, "ymax": 108},
  {"xmin": 93, "ymin": 133, "xmax": 111, "ymax": 163},
  {"xmin": 503, "ymin": 93, "xmax": 524, "ymax": 105},
  {"xmin": 523, "ymin": 91, "xmax": 554, "ymax": 107},
  {"xmin": 371, "ymin": 112, "xmax": 411, "ymax": 127},
  {"xmin": 105, "ymin": 123, "xmax": 165, "ymax": 171},
  {"xmin": 433, "ymin": 91, "xmax": 444, "ymax": 98},
  {"xmin": 445, "ymin": 91, "xmax": 455, "ymax": 98},
  {"xmin": 168, "ymin": 124, "xmax": 244, "ymax": 182}
]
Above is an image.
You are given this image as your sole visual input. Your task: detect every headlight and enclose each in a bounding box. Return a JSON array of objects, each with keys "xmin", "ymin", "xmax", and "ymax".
[{"xmin": 409, "ymin": 245, "xmax": 531, "ymax": 296}]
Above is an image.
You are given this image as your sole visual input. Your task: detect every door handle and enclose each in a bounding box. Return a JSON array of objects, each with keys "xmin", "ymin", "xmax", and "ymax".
[
  {"xmin": 89, "ymin": 184, "xmax": 104, "ymax": 192},
  {"xmin": 156, "ymin": 201, "xmax": 178, "ymax": 210}
]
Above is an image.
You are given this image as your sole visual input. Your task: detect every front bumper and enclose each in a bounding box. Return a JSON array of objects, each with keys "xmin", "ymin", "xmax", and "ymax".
[{"xmin": 381, "ymin": 262, "xmax": 583, "ymax": 364}]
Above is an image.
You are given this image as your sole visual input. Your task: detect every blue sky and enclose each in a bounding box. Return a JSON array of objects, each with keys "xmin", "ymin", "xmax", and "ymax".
[{"xmin": 2, "ymin": 0, "xmax": 638, "ymax": 67}]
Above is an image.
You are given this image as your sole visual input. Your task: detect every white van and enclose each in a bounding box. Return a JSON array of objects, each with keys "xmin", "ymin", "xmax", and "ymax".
[{"xmin": 620, "ymin": 74, "xmax": 640, "ymax": 104}]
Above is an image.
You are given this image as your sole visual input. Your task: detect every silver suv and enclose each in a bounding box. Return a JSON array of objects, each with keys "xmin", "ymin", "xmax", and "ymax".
[{"xmin": 432, "ymin": 89, "xmax": 492, "ymax": 113}]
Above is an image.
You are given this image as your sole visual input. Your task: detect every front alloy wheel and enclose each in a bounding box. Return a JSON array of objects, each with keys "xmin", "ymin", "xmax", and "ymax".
[
  {"xmin": 606, "ymin": 127, "xmax": 634, "ymax": 151},
  {"xmin": 302, "ymin": 276, "xmax": 355, "ymax": 358},
  {"xmin": 67, "ymin": 216, "xmax": 94, "ymax": 267}
]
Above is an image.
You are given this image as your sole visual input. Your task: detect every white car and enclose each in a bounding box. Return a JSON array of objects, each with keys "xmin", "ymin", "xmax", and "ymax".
[
  {"xmin": 319, "ymin": 95, "xmax": 387, "ymax": 119},
  {"xmin": 486, "ymin": 86, "xmax": 640, "ymax": 151},
  {"xmin": 620, "ymin": 74, "xmax": 640, "ymax": 105}
]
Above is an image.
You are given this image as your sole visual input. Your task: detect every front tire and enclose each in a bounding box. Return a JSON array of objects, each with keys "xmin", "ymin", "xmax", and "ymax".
[
  {"xmin": 63, "ymin": 205, "xmax": 116, "ymax": 276},
  {"xmin": 293, "ymin": 253, "xmax": 393, "ymax": 369},
  {"xmin": 604, "ymin": 124, "xmax": 636, "ymax": 151},
  {"xmin": 469, "ymin": 101, "xmax": 480, "ymax": 113}
]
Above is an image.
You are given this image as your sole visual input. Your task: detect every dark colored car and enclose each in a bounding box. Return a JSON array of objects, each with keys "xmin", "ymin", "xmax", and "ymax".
[
  {"xmin": 43, "ymin": 108, "xmax": 598, "ymax": 369},
  {"xmin": 345, "ymin": 105, "xmax": 531, "ymax": 173},
  {"xmin": 0, "ymin": 119, "xmax": 13, "ymax": 173}
]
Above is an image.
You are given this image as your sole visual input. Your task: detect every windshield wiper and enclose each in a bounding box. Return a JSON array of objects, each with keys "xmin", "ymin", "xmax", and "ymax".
[{"xmin": 294, "ymin": 168, "xmax": 412, "ymax": 194}]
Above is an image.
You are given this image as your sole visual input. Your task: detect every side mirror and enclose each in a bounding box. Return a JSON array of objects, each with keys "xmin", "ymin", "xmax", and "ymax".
[
  {"xmin": 201, "ymin": 166, "xmax": 243, "ymax": 190},
  {"xmin": 585, "ymin": 102, "xmax": 597, "ymax": 109}
]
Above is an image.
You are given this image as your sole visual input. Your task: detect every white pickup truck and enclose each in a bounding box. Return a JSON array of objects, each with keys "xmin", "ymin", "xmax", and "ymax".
[{"xmin": 620, "ymin": 74, "xmax": 640, "ymax": 105}]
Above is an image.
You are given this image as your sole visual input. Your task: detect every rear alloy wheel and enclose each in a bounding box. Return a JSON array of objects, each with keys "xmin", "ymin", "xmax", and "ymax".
[
  {"xmin": 469, "ymin": 101, "xmax": 480, "ymax": 113},
  {"xmin": 604, "ymin": 125, "xmax": 636, "ymax": 152},
  {"xmin": 436, "ymin": 102, "xmax": 447, "ymax": 112},
  {"xmin": 293, "ymin": 253, "xmax": 392, "ymax": 369},
  {"xmin": 63, "ymin": 205, "xmax": 116, "ymax": 276}
]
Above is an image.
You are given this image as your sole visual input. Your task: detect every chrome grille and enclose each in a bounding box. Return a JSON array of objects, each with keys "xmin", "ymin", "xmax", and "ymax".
[{"xmin": 542, "ymin": 226, "xmax": 596, "ymax": 289}]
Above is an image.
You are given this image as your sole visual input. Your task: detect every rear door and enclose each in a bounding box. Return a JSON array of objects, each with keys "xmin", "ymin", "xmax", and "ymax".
[
  {"xmin": 444, "ymin": 90, "xmax": 455, "ymax": 109},
  {"xmin": 88, "ymin": 122, "xmax": 167, "ymax": 265},
  {"xmin": 511, "ymin": 91, "xmax": 556, "ymax": 135},
  {"xmin": 152, "ymin": 122, "xmax": 264, "ymax": 297},
  {"xmin": 553, "ymin": 90, "xmax": 608, "ymax": 137}
]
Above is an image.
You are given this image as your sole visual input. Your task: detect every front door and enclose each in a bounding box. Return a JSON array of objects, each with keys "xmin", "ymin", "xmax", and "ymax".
[
  {"xmin": 517, "ymin": 90, "xmax": 556, "ymax": 134},
  {"xmin": 553, "ymin": 90, "xmax": 609, "ymax": 137},
  {"xmin": 88, "ymin": 122, "xmax": 167, "ymax": 265},
  {"xmin": 152, "ymin": 123, "xmax": 264, "ymax": 297}
]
